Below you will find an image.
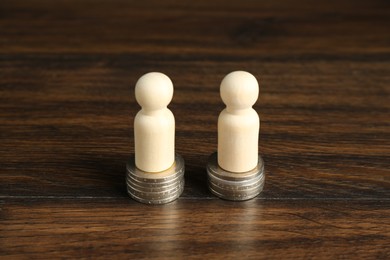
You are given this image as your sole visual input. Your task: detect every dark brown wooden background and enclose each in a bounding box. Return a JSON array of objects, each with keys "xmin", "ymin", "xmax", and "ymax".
[{"xmin": 1, "ymin": 0, "xmax": 389, "ymax": 258}]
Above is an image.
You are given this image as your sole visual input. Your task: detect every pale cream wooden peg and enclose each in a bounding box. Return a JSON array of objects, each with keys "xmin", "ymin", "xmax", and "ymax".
[
  {"xmin": 126, "ymin": 72, "xmax": 185, "ymax": 204},
  {"xmin": 207, "ymin": 71, "xmax": 265, "ymax": 201}
]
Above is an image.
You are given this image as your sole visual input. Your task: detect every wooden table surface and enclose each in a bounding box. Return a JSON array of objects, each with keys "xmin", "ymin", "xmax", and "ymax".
[{"xmin": 1, "ymin": 0, "xmax": 389, "ymax": 258}]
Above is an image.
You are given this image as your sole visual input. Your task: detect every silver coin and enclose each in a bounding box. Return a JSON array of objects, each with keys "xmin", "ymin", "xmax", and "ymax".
[
  {"xmin": 208, "ymin": 181, "xmax": 263, "ymax": 196},
  {"xmin": 126, "ymin": 153, "xmax": 185, "ymax": 204},
  {"xmin": 208, "ymin": 180, "xmax": 263, "ymax": 199},
  {"xmin": 208, "ymin": 184, "xmax": 262, "ymax": 201},
  {"xmin": 207, "ymin": 153, "xmax": 264, "ymax": 182},
  {"xmin": 208, "ymin": 172, "xmax": 264, "ymax": 190},
  {"xmin": 126, "ymin": 170, "xmax": 184, "ymax": 188},
  {"xmin": 127, "ymin": 180, "xmax": 184, "ymax": 198},
  {"xmin": 126, "ymin": 177, "xmax": 183, "ymax": 193},
  {"xmin": 207, "ymin": 152, "xmax": 265, "ymax": 201},
  {"xmin": 208, "ymin": 179, "xmax": 263, "ymax": 201},
  {"xmin": 126, "ymin": 154, "xmax": 185, "ymax": 183},
  {"xmin": 128, "ymin": 182, "xmax": 184, "ymax": 205},
  {"xmin": 127, "ymin": 181, "xmax": 184, "ymax": 202},
  {"xmin": 126, "ymin": 179, "xmax": 184, "ymax": 198}
]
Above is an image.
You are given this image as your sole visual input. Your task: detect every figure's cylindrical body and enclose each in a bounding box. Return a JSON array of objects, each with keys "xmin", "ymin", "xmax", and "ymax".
[
  {"xmin": 127, "ymin": 72, "xmax": 184, "ymax": 205},
  {"xmin": 134, "ymin": 109, "xmax": 175, "ymax": 172},
  {"xmin": 208, "ymin": 70, "xmax": 264, "ymax": 201},
  {"xmin": 218, "ymin": 109, "xmax": 259, "ymax": 172}
]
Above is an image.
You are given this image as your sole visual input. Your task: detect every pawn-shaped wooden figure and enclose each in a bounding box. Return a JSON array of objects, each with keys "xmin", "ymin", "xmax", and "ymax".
[
  {"xmin": 207, "ymin": 71, "xmax": 265, "ymax": 201},
  {"xmin": 126, "ymin": 72, "xmax": 185, "ymax": 204}
]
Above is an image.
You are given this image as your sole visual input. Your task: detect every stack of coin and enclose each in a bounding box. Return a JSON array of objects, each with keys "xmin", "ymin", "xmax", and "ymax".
[
  {"xmin": 207, "ymin": 152, "xmax": 264, "ymax": 201},
  {"xmin": 126, "ymin": 154, "xmax": 185, "ymax": 204}
]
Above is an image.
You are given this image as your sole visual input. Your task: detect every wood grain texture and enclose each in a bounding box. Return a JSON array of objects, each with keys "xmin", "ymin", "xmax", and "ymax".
[
  {"xmin": 1, "ymin": 199, "xmax": 389, "ymax": 259},
  {"xmin": 0, "ymin": 0, "xmax": 389, "ymax": 258}
]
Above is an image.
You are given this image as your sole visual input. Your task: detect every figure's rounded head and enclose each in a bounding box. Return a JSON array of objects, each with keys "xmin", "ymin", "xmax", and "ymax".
[
  {"xmin": 135, "ymin": 72, "xmax": 173, "ymax": 111},
  {"xmin": 220, "ymin": 71, "xmax": 259, "ymax": 110}
]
